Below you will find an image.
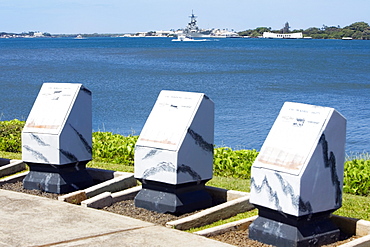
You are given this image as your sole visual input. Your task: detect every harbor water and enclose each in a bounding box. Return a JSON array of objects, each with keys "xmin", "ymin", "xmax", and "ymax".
[{"xmin": 1, "ymin": 37, "xmax": 369, "ymax": 153}]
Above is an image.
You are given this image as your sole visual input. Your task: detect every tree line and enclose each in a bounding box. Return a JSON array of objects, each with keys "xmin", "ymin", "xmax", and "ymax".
[{"xmin": 238, "ymin": 21, "xmax": 370, "ymax": 40}]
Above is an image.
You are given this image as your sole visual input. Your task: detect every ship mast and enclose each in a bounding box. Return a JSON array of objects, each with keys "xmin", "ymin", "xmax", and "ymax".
[
  {"xmin": 189, "ymin": 10, "xmax": 197, "ymax": 27},
  {"xmin": 186, "ymin": 10, "xmax": 199, "ymax": 33}
]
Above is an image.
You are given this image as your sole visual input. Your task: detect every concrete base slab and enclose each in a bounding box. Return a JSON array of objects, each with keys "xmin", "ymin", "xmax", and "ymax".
[
  {"xmin": 166, "ymin": 195, "xmax": 253, "ymax": 230},
  {"xmin": 0, "ymin": 159, "xmax": 26, "ymax": 178},
  {"xmin": 85, "ymin": 172, "xmax": 136, "ymax": 198},
  {"xmin": 81, "ymin": 191, "xmax": 113, "ymax": 209},
  {"xmin": 331, "ymin": 215, "xmax": 370, "ymax": 237},
  {"xmin": 338, "ymin": 235, "xmax": 370, "ymax": 247},
  {"xmin": 58, "ymin": 168, "xmax": 136, "ymax": 204},
  {"xmin": 0, "ymin": 171, "xmax": 28, "ymax": 183},
  {"xmin": 195, "ymin": 216, "xmax": 258, "ymax": 237},
  {"xmin": 112, "ymin": 185, "xmax": 142, "ymax": 202},
  {"xmin": 80, "ymin": 186, "xmax": 143, "ymax": 209}
]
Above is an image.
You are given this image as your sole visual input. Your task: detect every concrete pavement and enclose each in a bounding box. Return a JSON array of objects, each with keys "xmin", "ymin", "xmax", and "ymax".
[{"xmin": 0, "ymin": 189, "xmax": 234, "ymax": 247}]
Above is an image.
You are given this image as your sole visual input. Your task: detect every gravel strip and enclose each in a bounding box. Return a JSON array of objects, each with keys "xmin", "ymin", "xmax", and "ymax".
[{"xmin": 0, "ymin": 181, "xmax": 59, "ymax": 199}]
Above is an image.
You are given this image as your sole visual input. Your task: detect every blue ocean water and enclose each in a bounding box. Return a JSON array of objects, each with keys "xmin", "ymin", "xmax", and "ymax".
[{"xmin": 1, "ymin": 37, "xmax": 369, "ymax": 153}]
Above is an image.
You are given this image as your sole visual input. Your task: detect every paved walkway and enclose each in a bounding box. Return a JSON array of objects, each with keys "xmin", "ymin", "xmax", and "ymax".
[{"xmin": 0, "ymin": 189, "xmax": 233, "ymax": 247}]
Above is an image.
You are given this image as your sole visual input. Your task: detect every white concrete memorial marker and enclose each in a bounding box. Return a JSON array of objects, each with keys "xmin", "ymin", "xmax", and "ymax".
[
  {"xmin": 22, "ymin": 83, "xmax": 93, "ymax": 194},
  {"xmin": 249, "ymin": 102, "xmax": 346, "ymax": 247},
  {"xmin": 134, "ymin": 90, "xmax": 214, "ymax": 214}
]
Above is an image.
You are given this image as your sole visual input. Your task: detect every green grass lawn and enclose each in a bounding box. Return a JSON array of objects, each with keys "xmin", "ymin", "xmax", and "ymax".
[
  {"xmin": 1, "ymin": 150, "xmax": 369, "ymax": 226},
  {"xmin": 0, "ymin": 151, "xmax": 21, "ymax": 160}
]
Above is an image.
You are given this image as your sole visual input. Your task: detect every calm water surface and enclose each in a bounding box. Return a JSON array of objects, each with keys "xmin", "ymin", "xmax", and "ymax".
[{"xmin": 1, "ymin": 37, "xmax": 369, "ymax": 153}]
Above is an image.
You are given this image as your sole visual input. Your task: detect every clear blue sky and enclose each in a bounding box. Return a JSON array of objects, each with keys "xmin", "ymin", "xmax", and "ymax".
[{"xmin": 1, "ymin": 0, "xmax": 369, "ymax": 34}]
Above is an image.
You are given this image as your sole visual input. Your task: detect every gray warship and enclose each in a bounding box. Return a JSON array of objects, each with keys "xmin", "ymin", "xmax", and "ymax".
[{"xmin": 181, "ymin": 11, "xmax": 212, "ymax": 38}]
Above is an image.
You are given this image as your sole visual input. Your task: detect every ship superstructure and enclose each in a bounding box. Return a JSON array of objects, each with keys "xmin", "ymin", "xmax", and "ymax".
[
  {"xmin": 184, "ymin": 11, "xmax": 200, "ymax": 35},
  {"xmin": 179, "ymin": 11, "xmax": 212, "ymax": 38}
]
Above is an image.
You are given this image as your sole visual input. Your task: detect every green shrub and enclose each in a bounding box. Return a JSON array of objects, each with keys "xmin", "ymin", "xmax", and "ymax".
[
  {"xmin": 343, "ymin": 159, "xmax": 370, "ymax": 196},
  {"xmin": 92, "ymin": 132, "xmax": 138, "ymax": 166},
  {"xmin": 213, "ymin": 147, "xmax": 259, "ymax": 179},
  {"xmin": 0, "ymin": 119, "xmax": 25, "ymax": 153}
]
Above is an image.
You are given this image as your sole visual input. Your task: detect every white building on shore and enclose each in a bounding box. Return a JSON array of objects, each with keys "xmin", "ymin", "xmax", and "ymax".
[
  {"xmin": 262, "ymin": 32, "xmax": 303, "ymax": 39},
  {"xmin": 33, "ymin": 32, "xmax": 44, "ymax": 37}
]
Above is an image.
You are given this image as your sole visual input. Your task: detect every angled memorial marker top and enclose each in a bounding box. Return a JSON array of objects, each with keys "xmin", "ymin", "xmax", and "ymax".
[
  {"xmin": 254, "ymin": 102, "xmax": 335, "ymax": 175},
  {"xmin": 23, "ymin": 83, "xmax": 86, "ymax": 135},
  {"xmin": 137, "ymin": 90, "xmax": 207, "ymax": 151}
]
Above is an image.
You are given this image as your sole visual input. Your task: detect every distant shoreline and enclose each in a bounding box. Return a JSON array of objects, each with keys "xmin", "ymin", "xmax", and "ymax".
[
  {"xmin": 0, "ymin": 34, "xmax": 368, "ymax": 40},
  {"xmin": 1, "ymin": 21, "xmax": 369, "ymax": 40}
]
